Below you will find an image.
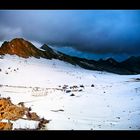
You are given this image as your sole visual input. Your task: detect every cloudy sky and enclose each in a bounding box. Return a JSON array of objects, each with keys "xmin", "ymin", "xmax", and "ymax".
[{"xmin": 0, "ymin": 10, "xmax": 140, "ymax": 61}]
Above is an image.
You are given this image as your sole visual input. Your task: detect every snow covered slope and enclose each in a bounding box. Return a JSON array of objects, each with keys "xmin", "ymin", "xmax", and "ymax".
[{"xmin": 0, "ymin": 55, "xmax": 140, "ymax": 130}]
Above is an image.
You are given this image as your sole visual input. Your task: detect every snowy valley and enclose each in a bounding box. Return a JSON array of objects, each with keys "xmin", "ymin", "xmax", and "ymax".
[{"xmin": 0, "ymin": 54, "xmax": 140, "ymax": 130}]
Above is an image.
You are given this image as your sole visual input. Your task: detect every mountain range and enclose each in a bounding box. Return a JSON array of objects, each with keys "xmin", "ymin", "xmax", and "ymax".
[{"xmin": 0, "ymin": 38, "xmax": 140, "ymax": 75}]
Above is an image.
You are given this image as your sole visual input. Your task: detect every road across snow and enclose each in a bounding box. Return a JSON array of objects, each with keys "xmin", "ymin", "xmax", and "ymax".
[{"xmin": 0, "ymin": 55, "xmax": 140, "ymax": 130}]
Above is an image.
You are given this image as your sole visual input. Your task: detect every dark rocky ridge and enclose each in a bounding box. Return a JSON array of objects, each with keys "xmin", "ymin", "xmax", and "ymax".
[
  {"xmin": 0, "ymin": 38, "xmax": 57, "ymax": 59},
  {"xmin": 0, "ymin": 38, "xmax": 140, "ymax": 75}
]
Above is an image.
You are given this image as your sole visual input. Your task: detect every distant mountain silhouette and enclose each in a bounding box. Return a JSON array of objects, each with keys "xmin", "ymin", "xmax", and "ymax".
[
  {"xmin": 0, "ymin": 38, "xmax": 140, "ymax": 75},
  {"xmin": 120, "ymin": 56, "xmax": 140, "ymax": 74}
]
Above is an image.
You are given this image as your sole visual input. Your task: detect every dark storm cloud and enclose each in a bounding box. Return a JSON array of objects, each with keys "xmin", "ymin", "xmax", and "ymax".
[
  {"xmin": 0, "ymin": 25, "xmax": 23, "ymax": 40},
  {"xmin": 0, "ymin": 10, "xmax": 140, "ymax": 55}
]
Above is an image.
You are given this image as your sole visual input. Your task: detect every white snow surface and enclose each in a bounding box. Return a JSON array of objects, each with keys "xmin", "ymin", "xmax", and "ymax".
[
  {"xmin": 29, "ymin": 40, "xmax": 43, "ymax": 50},
  {"xmin": 0, "ymin": 41, "xmax": 3, "ymax": 47},
  {"xmin": 0, "ymin": 55, "xmax": 140, "ymax": 130}
]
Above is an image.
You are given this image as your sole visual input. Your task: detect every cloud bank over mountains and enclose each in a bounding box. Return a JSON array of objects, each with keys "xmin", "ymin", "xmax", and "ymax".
[{"xmin": 0, "ymin": 10, "xmax": 140, "ymax": 57}]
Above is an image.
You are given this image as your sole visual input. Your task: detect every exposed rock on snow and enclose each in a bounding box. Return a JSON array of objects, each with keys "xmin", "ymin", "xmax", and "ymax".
[
  {"xmin": 0, "ymin": 121, "xmax": 13, "ymax": 130},
  {"xmin": 0, "ymin": 97, "xmax": 25, "ymax": 121},
  {"xmin": 0, "ymin": 97, "xmax": 49, "ymax": 130}
]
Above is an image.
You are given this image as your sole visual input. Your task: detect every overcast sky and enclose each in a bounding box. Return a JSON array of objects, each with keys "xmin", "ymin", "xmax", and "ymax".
[{"xmin": 0, "ymin": 10, "xmax": 140, "ymax": 60}]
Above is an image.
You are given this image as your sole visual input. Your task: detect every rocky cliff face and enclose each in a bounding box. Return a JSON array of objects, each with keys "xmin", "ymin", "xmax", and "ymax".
[{"xmin": 0, "ymin": 38, "xmax": 46, "ymax": 58}]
